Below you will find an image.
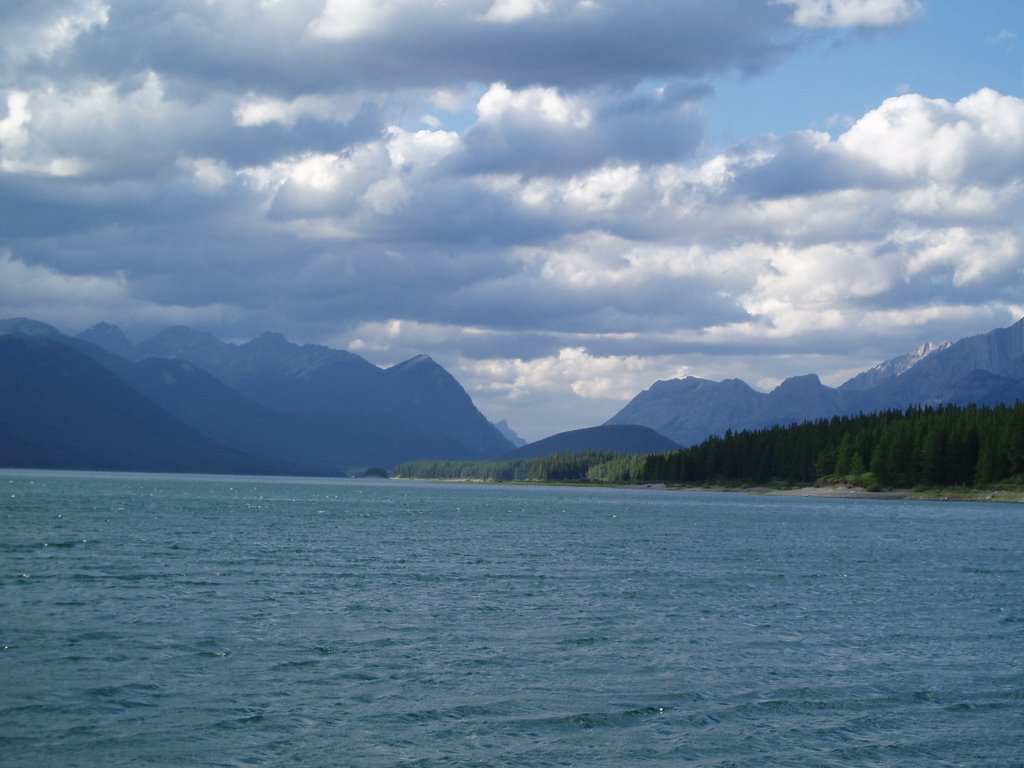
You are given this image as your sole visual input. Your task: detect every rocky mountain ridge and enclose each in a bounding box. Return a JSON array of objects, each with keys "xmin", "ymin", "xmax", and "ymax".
[
  {"xmin": 4, "ymin": 315, "xmax": 1024, "ymax": 472},
  {"xmin": 78, "ymin": 321, "xmax": 512, "ymax": 460},
  {"xmin": 2, "ymin": 318, "xmax": 512, "ymax": 472},
  {"xmin": 838, "ymin": 341, "xmax": 952, "ymax": 393},
  {"xmin": 607, "ymin": 317, "xmax": 1024, "ymax": 447}
]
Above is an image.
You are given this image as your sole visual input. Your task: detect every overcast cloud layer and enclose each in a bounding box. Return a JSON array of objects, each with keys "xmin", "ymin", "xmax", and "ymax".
[{"xmin": 2, "ymin": 0, "xmax": 1022, "ymax": 439}]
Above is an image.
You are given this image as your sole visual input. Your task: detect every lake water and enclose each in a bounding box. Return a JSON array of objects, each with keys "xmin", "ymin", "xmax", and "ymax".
[{"xmin": 1, "ymin": 470, "xmax": 1022, "ymax": 767}]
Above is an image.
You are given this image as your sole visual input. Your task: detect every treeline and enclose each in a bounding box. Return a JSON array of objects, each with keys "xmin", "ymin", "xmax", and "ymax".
[
  {"xmin": 398, "ymin": 403, "xmax": 1024, "ymax": 489},
  {"xmin": 592, "ymin": 403, "xmax": 1024, "ymax": 488},
  {"xmin": 395, "ymin": 450, "xmax": 620, "ymax": 482}
]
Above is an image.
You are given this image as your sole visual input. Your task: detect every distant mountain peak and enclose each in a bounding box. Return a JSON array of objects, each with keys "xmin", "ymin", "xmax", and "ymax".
[
  {"xmin": 145, "ymin": 325, "xmax": 223, "ymax": 348},
  {"xmin": 134, "ymin": 325, "xmax": 228, "ymax": 364},
  {"xmin": 647, "ymin": 376, "xmax": 709, "ymax": 393},
  {"xmin": 83, "ymin": 321, "xmax": 119, "ymax": 333},
  {"xmin": 77, "ymin": 322, "xmax": 135, "ymax": 359},
  {"xmin": 839, "ymin": 339, "xmax": 952, "ymax": 393},
  {"xmin": 775, "ymin": 373, "xmax": 823, "ymax": 390},
  {"xmin": 889, "ymin": 340, "xmax": 952, "ymax": 372},
  {"xmin": 398, "ymin": 353, "xmax": 435, "ymax": 366},
  {"xmin": 245, "ymin": 331, "xmax": 291, "ymax": 349},
  {"xmin": 609, "ymin": 317, "xmax": 1024, "ymax": 447},
  {"xmin": 0, "ymin": 317, "xmax": 63, "ymax": 338},
  {"xmin": 388, "ymin": 354, "xmax": 443, "ymax": 375},
  {"xmin": 492, "ymin": 419, "xmax": 527, "ymax": 447},
  {"xmin": 914, "ymin": 341, "xmax": 949, "ymax": 357}
]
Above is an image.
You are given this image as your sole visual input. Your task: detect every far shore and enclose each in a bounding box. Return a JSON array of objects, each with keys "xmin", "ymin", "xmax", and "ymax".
[
  {"xmin": 621, "ymin": 483, "xmax": 909, "ymax": 499},
  {"xmin": 645, "ymin": 482, "xmax": 1024, "ymax": 503},
  {"xmin": 393, "ymin": 476, "xmax": 1024, "ymax": 503},
  {"xmin": 629, "ymin": 482, "xmax": 1021, "ymax": 502}
]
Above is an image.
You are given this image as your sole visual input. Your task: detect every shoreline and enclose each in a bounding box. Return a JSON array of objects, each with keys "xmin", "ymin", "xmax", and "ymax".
[
  {"xmin": 651, "ymin": 483, "xmax": 1024, "ymax": 503},
  {"xmin": 630, "ymin": 483, "xmax": 913, "ymax": 500},
  {"xmin": 394, "ymin": 476, "xmax": 1024, "ymax": 503}
]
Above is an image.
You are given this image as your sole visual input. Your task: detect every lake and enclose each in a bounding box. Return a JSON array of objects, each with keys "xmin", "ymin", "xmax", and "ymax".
[{"xmin": 2, "ymin": 470, "xmax": 1022, "ymax": 766}]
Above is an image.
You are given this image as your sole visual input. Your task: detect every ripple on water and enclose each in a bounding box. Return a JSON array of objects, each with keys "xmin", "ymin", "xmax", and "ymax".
[{"xmin": 1, "ymin": 474, "xmax": 1023, "ymax": 767}]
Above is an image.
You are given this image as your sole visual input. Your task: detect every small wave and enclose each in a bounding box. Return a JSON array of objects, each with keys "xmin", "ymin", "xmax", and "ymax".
[
  {"xmin": 732, "ymin": 697, "xmax": 853, "ymax": 717},
  {"xmin": 211, "ymin": 712, "xmax": 265, "ymax": 730},
  {"xmin": 379, "ymin": 700, "xmax": 523, "ymax": 725},
  {"xmin": 945, "ymin": 702, "xmax": 973, "ymax": 712},
  {"xmin": 2, "ymin": 703, "xmax": 74, "ymax": 717},
  {"xmin": 518, "ymin": 704, "xmax": 671, "ymax": 731},
  {"xmin": 341, "ymin": 670, "xmax": 380, "ymax": 682},
  {"xmin": 82, "ymin": 683, "xmax": 161, "ymax": 709},
  {"xmin": 271, "ymin": 659, "xmax": 318, "ymax": 670},
  {"xmin": 560, "ymin": 635, "xmax": 609, "ymax": 646},
  {"xmin": 39, "ymin": 540, "xmax": 92, "ymax": 549}
]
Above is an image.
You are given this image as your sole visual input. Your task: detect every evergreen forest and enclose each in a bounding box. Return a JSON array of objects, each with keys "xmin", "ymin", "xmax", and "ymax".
[{"xmin": 396, "ymin": 403, "xmax": 1024, "ymax": 489}]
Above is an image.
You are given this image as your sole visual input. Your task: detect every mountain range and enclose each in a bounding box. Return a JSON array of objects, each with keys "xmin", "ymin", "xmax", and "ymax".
[
  {"xmin": 0, "ymin": 334, "xmax": 282, "ymax": 474},
  {"xmin": 2, "ymin": 315, "xmax": 1024, "ymax": 475},
  {"xmin": 606, "ymin": 317, "xmax": 1024, "ymax": 446},
  {"xmin": 1, "ymin": 318, "xmax": 513, "ymax": 474}
]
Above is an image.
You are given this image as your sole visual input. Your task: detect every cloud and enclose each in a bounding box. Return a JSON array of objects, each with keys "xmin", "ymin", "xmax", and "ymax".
[
  {"xmin": 989, "ymin": 29, "xmax": 1017, "ymax": 46},
  {"xmin": 0, "ymin": 1, "xmax": 109, "ymax": 67},
  {"xmin": 480, "ymin": 0, "xmax": 552, "ymax": 24},
  {"xmin": 468, "ymin": 347, "xmax": 687, "ymax": 401},
  {"xmin": 458, "ymin": 82, "xmax": 705, "ymax": 175},
  {"xmin": 11, "ymin": 76, "xmax": 1020, "ymax": 376},
  {"xmin": 11, "ymin": 1, "xmax": 797, "ymax": 95},
  {"xmin": 232, "ymin": 92, "xmax": 377, "ymax": 128},
  {"xmin": 177, "ymin": 156, "xmax": 233, "ymax": 194},
  {"xmin": 240, "ymin": 126, "xmax": 464, "ymax": 226},
  {"xmin": 454, "ymin": 346, "xmax": 695, "ymax": 438},
  {"xmin": 0, "ymin": 249, "xmax": 240, "ymax": 331},
  {"xmin": 1, "ymin": 1, "xmax": 1021, "ymax": 438},
  {"xmin": 309, "ymin": 0, "xmax": 401, "ymax": 40},
  {"xmin": 838, "ymin": 89, "xmax": 1024, "ymax": 184},
  {"xmin": 774, "ymin": 0, "xmax": 921, "ymax": 29},
  {"xmin": 0, "ymin": 71, "xmax": 233, "ymax": 181}
]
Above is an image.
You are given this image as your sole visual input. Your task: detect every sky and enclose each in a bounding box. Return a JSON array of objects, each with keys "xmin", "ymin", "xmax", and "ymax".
[{"xmin": 1, "ymin": 0, "xmax": 1023, "ymax": 441}]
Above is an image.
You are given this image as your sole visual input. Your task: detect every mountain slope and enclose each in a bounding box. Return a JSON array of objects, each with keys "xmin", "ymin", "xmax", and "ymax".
[
  {"xmin": 493, "ymin": 419, "xmax": 527, "ymax": 447},
  {"xmin": 76, "ymin": 321, "xmax": 137, "ymax": 359},
  {"xmin": 83, "ymin": 323, "xmax": 512, "ymax": 459},
  {"xmin": 838, "ymin": 341, "xmax": 951, "ymax": 393},
  {"xmin": 0, "ymin": 319, "xmax": 513, "ymax": 471},
  {"xmin": 506, "ymin": 425, "xmax": 681, "ymax": 459},
  {"xmin": 0, "ymin": 335, "xmax": 282, "ymax": 474},
  {"xmin": 384, "ymin": 354, "xmax": 512, "ymax": 458},
  {"xmin": 751, "ymin": 374, "xmax": 844, "ymax": 429},
  {"xmin": 866, "ymin": 318, "xmax": 1024, "ymax": 406},
  {"xmin": 606, "ymin": 377, "xmax": 766, "ymax": 447},
  {"xmin": 0, "ymin": 317, "xmax": 66, "ymax": 339}
]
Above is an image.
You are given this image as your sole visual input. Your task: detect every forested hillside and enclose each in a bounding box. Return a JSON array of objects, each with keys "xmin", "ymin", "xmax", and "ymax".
[
  {"xmin": 398, "ymin": 403, "xmax": 1024, "ymax": 489},
  {"xmin": 395, "ymin": 451, "xmax": 621, "ymax": 482},
  {"xmin": 593, "ymin": 403, "xmax": 1024, "ymax": 487}
]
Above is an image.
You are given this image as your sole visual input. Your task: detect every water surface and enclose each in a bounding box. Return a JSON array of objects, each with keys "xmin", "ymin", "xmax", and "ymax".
[{"xmin": 2, "ymin": 471, "xmax": 1022, "ymax": 766}]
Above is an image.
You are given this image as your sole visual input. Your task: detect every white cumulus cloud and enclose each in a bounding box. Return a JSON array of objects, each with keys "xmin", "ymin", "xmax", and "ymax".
[
  {"xmin": 775, "ymin": 0, "xmax": 921, "ymax": 28},
  {"xmin": 1, "ymin": 1, "xmax": 1021, "ymax": 438},
  {"xmin": 481, "ymin": 0, "xmax": 552, "ymax": 23}
]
